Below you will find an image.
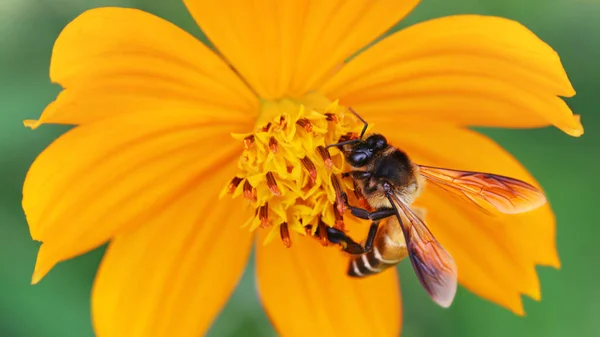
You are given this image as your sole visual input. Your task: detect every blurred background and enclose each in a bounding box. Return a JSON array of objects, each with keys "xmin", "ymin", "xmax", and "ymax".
[{"xmin": 1, "ymin": 0, "xmax": 599, "ymax": 336}]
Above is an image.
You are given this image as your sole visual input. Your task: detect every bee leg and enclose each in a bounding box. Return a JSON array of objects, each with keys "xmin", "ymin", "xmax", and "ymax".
[
  {"xmin": 324, "ymin": 226, "xmax": 365, "ymax": 255},
  {"xmin": 364, "ymin": 221, "xmax": 380, "ymax": 253}
]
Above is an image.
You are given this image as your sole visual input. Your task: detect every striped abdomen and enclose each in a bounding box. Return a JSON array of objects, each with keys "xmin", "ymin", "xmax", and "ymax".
[{"xmin": 347, "ymin": 217, "xmax": 409, "ymax": 277}]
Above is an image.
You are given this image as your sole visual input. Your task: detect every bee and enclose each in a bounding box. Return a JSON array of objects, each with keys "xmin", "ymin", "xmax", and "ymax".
[{"xmin": 323, "ymin": 109, "xmax": 547, "ymax": 308}]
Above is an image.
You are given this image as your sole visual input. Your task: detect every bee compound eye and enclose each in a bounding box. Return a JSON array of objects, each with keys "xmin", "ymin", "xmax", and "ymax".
[{"xmin": 349, "ymin": 151, "xmax": 369, "ymax": 167}]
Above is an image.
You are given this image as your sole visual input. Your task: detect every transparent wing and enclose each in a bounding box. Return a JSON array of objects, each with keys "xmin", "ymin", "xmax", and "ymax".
[
  {"xmin": 419, "ymin": 165, "xmax": 547, "ymax": 214},
  {"xmin": 387, "ymin": 192, "xmax": 458, "ymax": 308}
]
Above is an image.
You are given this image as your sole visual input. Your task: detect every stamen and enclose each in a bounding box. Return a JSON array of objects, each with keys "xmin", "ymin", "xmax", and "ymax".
[
  {"xmin": 259, "ymin": 203, "xmax": 270, "ymax": 228},
  {"xmin": 325, "ymin": 113, "xmax": 339, "ymax": 123},
  {"xmin": 339, "ymin": 132, "xmax": 359, "ymax": 143},
  {"xmin": 279, "ymin": 115, "xmax": 287, "ymax": 130},
  {"xmin": 296, "ymin": 118, "xmax": 313, "ymax": 132},
  {"xmin": 317, "ymin": 146, "xmax": 333, "ymax": 170},
  {"xmin": 330, "ymin": 174, "xmax": 347, "ymax": 214},
  {"xmin": 243, "ymin": 180, "xmax": 257, "ymax": 202},
  {"xmin": 227, "ymin": 177, "xmax": 244, "ymax": 194},
  {"xmin": 266, "ymin": 172, "xmax": 282, "ymax": 196},
  {"xmin": 300, "ymin": 156, "xmax": 317, "ymax": 183},
  {"xmin": 279, "ymin": 222, "xmax": 292, "ymax": 248},
  {"xmin": 269, "ymin": 136, "xmax": 279, "ymax": 153},
  {"xmin": 244, "ymin": 135, "xmax": 255, "ymax": 149},
  {"xmin": 262, "ymin": 122, "xmax": 272, "ymax": 132}
]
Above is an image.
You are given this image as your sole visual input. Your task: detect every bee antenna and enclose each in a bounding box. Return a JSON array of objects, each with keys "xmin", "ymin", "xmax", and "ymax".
[
  {"xmin": 325, "ymin": 138, "xmax": 361, "ymax": 149},
  {"xmin": 348, "ymin": 107, "xmax": 368, "ymax": 139}
]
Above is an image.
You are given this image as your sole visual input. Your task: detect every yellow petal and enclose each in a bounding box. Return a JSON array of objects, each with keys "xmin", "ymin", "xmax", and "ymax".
[
  {"xmin": 26, "ymin": 110, "xmax": 248, "ymax": 283},
  {"xmin": 26, "ymin": 7, "xmax": 257, "ymax": 129},
  {"xmin": 322, "ymin": 15, "xmax": 583, "ymax": 137},
  {"xmin": 255, "ymin": 225, "xmax": 401, "ymax": 337},
  {"xmin": 377, "ymin": 122, "xmax": 558, "ymax": 315},
  {"xmin": 92, "ymin": 162, "xmax": 254, "ymax": 337},
  {"xmin": 185, "ymin": 0, "xmax": 419, "ymax": 98}
]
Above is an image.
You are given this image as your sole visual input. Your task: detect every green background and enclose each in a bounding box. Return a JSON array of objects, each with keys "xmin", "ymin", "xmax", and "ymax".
[{"xmin": 1, "ymin": 0, "xmax": 598, "ymax": 336}]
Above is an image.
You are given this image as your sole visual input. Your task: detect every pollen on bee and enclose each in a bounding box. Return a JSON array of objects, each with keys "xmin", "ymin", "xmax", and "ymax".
[
  {"xmin": 243, "ymin": 180, "xmax": 257, "ymax": 202},
  {"xmin": 279, "ymin": 222, "xmax": 292, "ymax": 248},
  {"xmin": 300, "ymin": 156, "xmax": 317, "ymax": 183},
  {"xmin": 269, "ymin": 136, "xmax": 279, "ymax": 153},
  {"xmin": 296, "ymin": 118, "xmax": 312, "ymax": 132},
  {"xmin": 259, "ymin": 203, "xmax": 270, "ymax": 228},
  {"xmin": 317, "ymin": 146, "xmax": 333, "ymax": 170},
  {"xmin": 244, "ymin": 135, "xmax": 254, "ymax": 149},
  {"xmin": 266, "ymin": 172, "xmax": 282, "ymax": 196},
  {"xmin": 227, "ymin": 177, "xmax": 244, "ymax": 194}
]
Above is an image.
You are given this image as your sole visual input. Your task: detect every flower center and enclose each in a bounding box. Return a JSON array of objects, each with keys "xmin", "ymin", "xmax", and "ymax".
[{"xmin": 221, "ymin": 93, "xmax": 363, "ymax": 247}]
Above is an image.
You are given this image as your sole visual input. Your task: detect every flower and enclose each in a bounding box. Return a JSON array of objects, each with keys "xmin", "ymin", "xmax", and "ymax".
[{"xmin": 22, "ymin": 0, "xmax": 582, "ymax": 336}]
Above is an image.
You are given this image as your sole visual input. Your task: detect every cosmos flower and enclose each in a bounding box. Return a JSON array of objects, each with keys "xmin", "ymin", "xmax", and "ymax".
[{"xmin": 23, "ymin": 0, "xmax": 582, "ymax": 336}]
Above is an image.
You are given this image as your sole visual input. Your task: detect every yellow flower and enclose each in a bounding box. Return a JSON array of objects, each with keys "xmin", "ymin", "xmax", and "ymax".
[{"xmin": 22, "ymin": 1, "xmax": 582, "ymax": 336}]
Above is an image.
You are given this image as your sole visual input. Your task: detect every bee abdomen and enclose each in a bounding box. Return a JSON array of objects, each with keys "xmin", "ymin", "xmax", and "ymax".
[{"xmin": 347, "ymin": 246, "xmax": 400, "ymax": 278}]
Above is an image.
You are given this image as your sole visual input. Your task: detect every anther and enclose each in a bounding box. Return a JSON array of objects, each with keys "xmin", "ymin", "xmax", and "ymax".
[
  {"xmin": 330, "ymin": 174, "xmax": 347, "ymax": 215},
  {"xmin": 296, "ymin": 118, "xmax": 313, "ymax": 132},
  {"xmin": 300, "ymin": 156, "xmax": 318, "ymax": 183},
  {"xmin": 279, "ymin": 115, "xmax": 287, "ymax": 129},
  {"xmin": 317, "ymin": 146, "xmax": 333, "ymax": 170},
  {"xmin": 227, "ymin": 177, "xmax": 244, "ymax": 194},
  {"xmin": 243, "ymin": 180, "xmax": 257, "ymax": 202},
  {"xmin": 325, "ymin": 113, "xmax": 339, "ymax": 123},
  {"xmin": 259, "ymin": 203, "xmax": 270, "ymax": 228},
  {"xmin": 262, "ymin": 122, "xmax": 272, "ymax": 132},
  {"xmin": 266, "ymin": 172, "xmax": 282, "ymax": 196},
  {"xmin": 269, "ymin": 136, "xmax": 279, "ymax": 154},
  {"xmin": 244, "ymin": 135, "xmax": 254, "ymax": 149},
  {"xmin": 280, "ymin": 222, "xmax": 292, "ymax": 248},
  {"xmin": 339, "ymin": 132, "xmax": 359, "ymax": 143}
]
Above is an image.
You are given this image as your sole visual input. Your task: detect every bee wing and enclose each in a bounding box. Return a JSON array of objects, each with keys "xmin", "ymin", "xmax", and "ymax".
[
  {"xmin": 418, "ymin": 165, "xmax": 547, "ymax": 214},
  {"xmin": 388, "ymin": 193, "xmax": 458, "ymax": 308}
]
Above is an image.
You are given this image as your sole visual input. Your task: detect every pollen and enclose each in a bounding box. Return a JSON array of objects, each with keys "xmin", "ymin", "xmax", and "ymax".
[{"xmin": 221, "ymin": 93, "xmax": 363, "ymax": 247}]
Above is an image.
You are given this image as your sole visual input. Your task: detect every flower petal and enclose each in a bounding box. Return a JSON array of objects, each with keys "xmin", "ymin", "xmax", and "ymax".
[
  {"xmin": 377, "ymin": 122, "xmax": 558, "ymax": 315},
  {"xmin": 185, "ymin": 0, "xmax": 419, "ymax": 99},
  {"xmin": 26, "ymin": 7, "xmax": 258, "ymax": 129},
  {"xmin": 322, "ymin": 15, "xmax": 583, "ymax": 137},
  {"xmin": 255, "ymin": 224, "xmax": 401, "ymax": 337},
  {"xmin": 92, "ymin": 161, "xmax": 254, "ymax": 337},
  {"xmin": 25, "ymin": 110, "xmax": 247, "ymax": 283}
]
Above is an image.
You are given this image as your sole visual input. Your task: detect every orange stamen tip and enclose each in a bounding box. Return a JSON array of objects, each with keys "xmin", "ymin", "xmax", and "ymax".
[
  {"xmin": 266, "ymin": 172, "xmax": 282, "ymax": 196},
  {"xmin": 244, "ymin": 135, "xmax": 255, "ymax": 149},
  {"xmin": 301, "ymin": 157, "xmax": 317, "ymax": 183},
  {"xmin": 325, "ymin": 113, "xmax": 339, "ymax": 123},
  {"xmin": 317, "ymin": 146, "xmax": 333, "ymax": 170},
  {"xmin": 259, "ymin": 203, "xmax": 270, "ymax": 228},
  {"xmin": 243, "ymin": 180, "xmax": 257, "ymax": 202},
  {"xmin": 269, "ymin": 136, "xmax": 279, "ymax": 153},
  {"xmin": 228, "ymin": 177, "xmax": 244, "ymax": 194},
  {"xmin": 279, "ymin": 223, "xmax": 292, "ymax": 248},
  {"xmin": 296, "ymin": 118, "xmax": 313, "ymax": 132}
]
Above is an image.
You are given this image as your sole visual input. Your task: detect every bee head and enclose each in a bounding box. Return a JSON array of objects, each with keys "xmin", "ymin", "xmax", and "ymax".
[{"xmin": 346, "ymin": 134, "xmax": 388, "ymax": 167}]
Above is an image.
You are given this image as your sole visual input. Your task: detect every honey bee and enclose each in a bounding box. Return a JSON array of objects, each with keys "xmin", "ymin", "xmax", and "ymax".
[{"xmin": 324, "ymin": 109, "xmax": 547, "ymax": 308}]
